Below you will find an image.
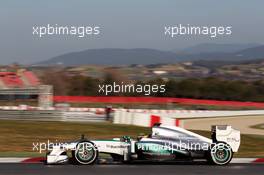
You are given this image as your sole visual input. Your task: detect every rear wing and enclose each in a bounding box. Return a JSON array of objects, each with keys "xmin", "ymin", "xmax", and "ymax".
[{"xmin": 211, "ymin": 125, "xmax": 240, "ymax": 152}]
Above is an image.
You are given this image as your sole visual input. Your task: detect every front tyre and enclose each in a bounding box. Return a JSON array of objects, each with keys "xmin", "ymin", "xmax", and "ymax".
[
  {"xmin": 208, "ymin": 142, "xmax": 233, "ymax": 165},
  {"xmin": 73, "ymin": 141, "xmax": 98, "ymax": 165}
]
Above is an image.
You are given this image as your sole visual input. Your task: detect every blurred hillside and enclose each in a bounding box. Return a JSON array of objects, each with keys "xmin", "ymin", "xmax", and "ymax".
[{"xmin": 35, "ymin": 44, "xmax": 264, "ymax": 66}]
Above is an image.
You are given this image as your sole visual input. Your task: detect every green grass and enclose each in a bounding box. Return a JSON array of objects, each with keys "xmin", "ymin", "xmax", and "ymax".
[
  {"xmin": 0, "ymin": 120, "xmax": 150, "ymax": 153},
  {"xmin": 251, "ymin": 123, "xmax": 264, "ymax": 130},
  {"xmin": 0, "ymin": 120, "xmax": 263, "ymax": 158}
]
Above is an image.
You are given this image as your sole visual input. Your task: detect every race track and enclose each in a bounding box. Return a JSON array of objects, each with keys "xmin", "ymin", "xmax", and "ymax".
[
  {"xmin": 0, "ymin": 163, "xmax": 263, "ymax": 175},
  {"xmin": 183, "ymin": 115, "xmax": 264, "ymax": 135}
]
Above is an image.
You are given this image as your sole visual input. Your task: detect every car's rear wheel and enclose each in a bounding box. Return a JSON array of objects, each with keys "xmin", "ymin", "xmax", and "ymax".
[
  {"xmin": 73, "ymin": 141, "xmax": 98, "ymax": 165},
  {"xmin": 208, "ymin": 142, "xmax": 233, "ymax": 165}
]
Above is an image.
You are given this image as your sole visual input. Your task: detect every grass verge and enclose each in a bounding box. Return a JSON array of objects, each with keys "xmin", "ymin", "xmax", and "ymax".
[{"xmin": 251, "ymin": 123, "xmax": 264, "ymax": 130}]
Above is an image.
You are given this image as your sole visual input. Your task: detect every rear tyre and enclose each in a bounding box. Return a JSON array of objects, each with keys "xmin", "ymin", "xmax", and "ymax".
[
  {"xmin": 73, "ymin": 141, "xmax": 98, "ymax": 165},
  {"xmin": 208, "ymin": 142, "xmax": 233, "ymax": 165}
]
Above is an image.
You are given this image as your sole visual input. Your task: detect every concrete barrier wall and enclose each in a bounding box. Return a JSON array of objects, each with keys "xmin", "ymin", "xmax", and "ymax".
[
  {"xmin": 0, "ymin": 106, "xmax": 106, "ymax": 114},
  {"xmin": 2, "ymin": 105, "xmax": 264, "ymax": 125},
  {"xmin": 0, "ymin": 105, "xmax": 107, "ymax": 122},
  {"xmin": 0, "ymin": 110, "xmax": 106, "ymax": 122},
  {"xmin": 113, "ymin": 109, "xmax": 182, "ymax": 127},
  {"xmin": 113, "ymin": 109, "xmax": 264, "ymax": 127}
]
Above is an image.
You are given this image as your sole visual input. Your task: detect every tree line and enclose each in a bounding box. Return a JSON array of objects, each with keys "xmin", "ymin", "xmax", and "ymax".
[{"xmin": 41, "ymin": 70, "xmax": 264, "ymax": 102}]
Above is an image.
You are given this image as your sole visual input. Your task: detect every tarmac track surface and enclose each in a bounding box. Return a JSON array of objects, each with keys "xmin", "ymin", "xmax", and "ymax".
[
  {"xmin": 0, "ymin": 163, "xmax": 263, "ymax": 175},
  {"xmin": 183, "ymin": 115, "xmax": 264, "ymax": 135}
]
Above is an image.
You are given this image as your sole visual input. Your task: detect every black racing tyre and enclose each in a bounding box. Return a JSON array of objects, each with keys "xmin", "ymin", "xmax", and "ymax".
[
  {"xmin": 208, "ymin": 142, "xmax": 233, "ymax": 165},
  {"xmin": 73, "ymin": 141, "xmax": 98, "ymax": 165}
]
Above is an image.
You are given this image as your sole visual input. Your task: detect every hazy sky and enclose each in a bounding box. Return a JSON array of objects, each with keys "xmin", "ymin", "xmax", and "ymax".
[{"xmin": 0, "ymin": 0, "xmax": 263, "ymax": 64}]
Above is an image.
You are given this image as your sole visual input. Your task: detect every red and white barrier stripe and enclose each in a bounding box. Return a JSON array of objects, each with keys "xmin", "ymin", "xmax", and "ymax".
[
  {"xmin": 231, "ymin": 158, "xmax": 264, "ymax": 163},
  {"xmin": 0, "ymin": 157, "xmax": 45, "ymax": 163},
  {"xmin": 113, "ymin": 110, "xmax": 183, "ymax": 127}
]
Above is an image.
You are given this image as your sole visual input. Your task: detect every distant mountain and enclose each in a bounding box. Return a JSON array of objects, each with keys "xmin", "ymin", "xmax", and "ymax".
[
  {"xmin": 36, "ymin": 44, "xmax": 264, "ymax": 66},
  {"xmin": 36, "ymin": 48, "xmax": 182, "ymax": 66},
  {"xmin": 177, "ymin": 45, "xmax": 264, "ymax": 61},
  {"xmin": 176, "ymin": 43, "xmax": 260, "ymax": 54},
  {"xmin": 235, "ymin": 45, "xmax": 264, "ymax": 59}
]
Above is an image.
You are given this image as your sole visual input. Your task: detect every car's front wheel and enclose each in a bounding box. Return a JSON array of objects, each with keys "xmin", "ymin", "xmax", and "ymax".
[
  {"xmin": 73, "ymin": 141, "xmax": 98, "ymax": 165},
  {"xmin": 208, "ymin": 142, "xmax": 233, "ymax": 165}
]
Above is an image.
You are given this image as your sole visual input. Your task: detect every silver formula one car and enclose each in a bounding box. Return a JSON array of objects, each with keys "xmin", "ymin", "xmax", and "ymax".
[{"xmin": 46, "ymin": 124, "xmax": 240, "ymax": 165}]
